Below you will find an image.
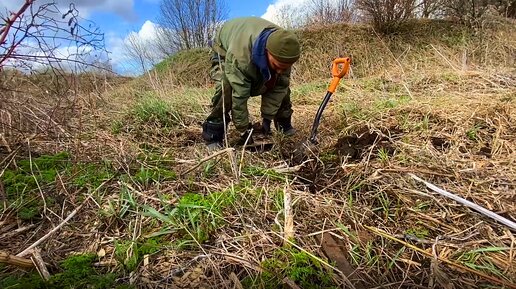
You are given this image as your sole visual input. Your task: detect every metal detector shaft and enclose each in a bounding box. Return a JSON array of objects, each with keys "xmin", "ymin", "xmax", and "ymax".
[{"xmin": 308, "ymin": 91, "xmax": 333, "ymax": 144}]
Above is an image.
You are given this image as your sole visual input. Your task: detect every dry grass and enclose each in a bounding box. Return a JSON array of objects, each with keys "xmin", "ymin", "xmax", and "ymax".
[{"xmin": 1, "ymin": 19, "xmax": 515, "ymax": 289}]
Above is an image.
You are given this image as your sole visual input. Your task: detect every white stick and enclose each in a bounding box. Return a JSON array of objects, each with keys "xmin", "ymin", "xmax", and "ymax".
[
  {"xmin": 31, "ymin": 247, "xmax": 50, "ymax": 280},
  {"xmin": 284, "ymin": 180, "xmax": 294, "ymax": 244},
  {"xmin": 409, "ymin": 174, "xmax": 516, "ymax": 231},
  {"xmin": 16, "ymin": 201, "xmax": 85, "ymax": 257}
]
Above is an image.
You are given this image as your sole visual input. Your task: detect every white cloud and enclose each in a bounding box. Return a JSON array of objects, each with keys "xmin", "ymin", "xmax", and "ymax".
[
  {"xmin": 0, "ymin": 0, "xmax": 137, "ymax": 22},
  {"xmin": 107, "ymin": 20, "xmax": 162, "ymax": 75},
  {"xmin": 137, "ymin": 20, "xmax": 160, "ymax": 41},
  {"xmin": 262, "ymin": 0, "xmax": 309, "ymax": 27}
]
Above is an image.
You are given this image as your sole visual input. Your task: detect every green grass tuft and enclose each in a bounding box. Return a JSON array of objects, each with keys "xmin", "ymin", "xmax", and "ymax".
[
  {"xmin": 132, "ymin": 96, "xmax": 182, "ymax": 127},
  {"xmin": 242, "ymin": 247, "xmax": 337, "ymax": 289}
]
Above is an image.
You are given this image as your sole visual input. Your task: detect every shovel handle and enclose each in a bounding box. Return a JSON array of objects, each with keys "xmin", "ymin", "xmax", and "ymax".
[{"xmin": 328, "ymin": 57, "xmax": 351, "ymax": 93}]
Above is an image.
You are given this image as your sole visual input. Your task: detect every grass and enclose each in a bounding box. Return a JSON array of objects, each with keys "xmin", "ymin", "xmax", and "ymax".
[
  {"xmin": 242, "ymin": 247, "xmax": 337, "ymax": 289},
  {"xmin": 2, "ymin": 152, "xmax": 70, "ymax": 219},
  {"xmin": 143, "ymin": 189, "xmax": 236, "ymax": 245},
  {"xmin": 115, "ymin": 238, "xmax": 163, "ymax": 272},
  {"xmin": 132, "ymin": 95, "xmax": 183, "ymax": 127}
]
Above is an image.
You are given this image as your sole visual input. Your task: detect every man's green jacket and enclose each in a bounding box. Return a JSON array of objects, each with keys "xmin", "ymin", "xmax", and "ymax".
[{"xmin": 211, "ymin": 17, "xmax": 292, "ymax": 131}]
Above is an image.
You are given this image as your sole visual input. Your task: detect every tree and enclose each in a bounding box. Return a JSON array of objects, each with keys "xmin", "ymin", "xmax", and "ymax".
[
  {"xmin": 356, "ymin": 0, "xmax": 417, "ymax": 33},
  {"xmin": 157, "ymin": 0, "xmax": 227, "ymax": 52},
  {"xmin": 123, "ymin": 30, "xmax": 163, "ymax": 74}
]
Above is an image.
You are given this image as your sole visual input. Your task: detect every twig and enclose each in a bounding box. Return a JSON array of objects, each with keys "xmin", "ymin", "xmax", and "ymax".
[
  {"xmin": 16, "ymin": 196, "xmax": 89, "ymax": 257},
  {"xmin": 15, "ymin": 177, "xmax": 106, "ymax": 258},
  {"xmin": 31, "ymin": 247, "xmax": 50, "ymax": 280},
  {"xmin": 181, "ymin": 147, "xmax": 235, "ymax": 176},
  {"xmin": 273, "ymin": 159, "xmax": 312, "ymax": 174},
  {"xmin": 0, "ymin": 224, "xmax": 37, "ymax": 241},
  {"xmin": 238, "ymin": 128, "xmax": 253, "ymax": 180},
  {"xmin": 409, "ymin": 174, "xmax": 516, "ymax": 231},
  {"xmin": 230, "ymin": 272, "xmax": 244, "ymax": 289},
  {"xmin": 283, "ymin": 277, "xmax": 302, "ymax": 289},
  {"xmin": 121, "ymin": 182, "xmax": 176, "ymax": 205},
  {"xmin": 0, "ymin": 250, "xmax": 33, "ymax": 268},
  {"xmin": 365, "ymin": 226, "xmax": 516, "ymax": 289},
  {"xmin": 167, "ymin": 254, "xmax": 210, "ymax": 277}
]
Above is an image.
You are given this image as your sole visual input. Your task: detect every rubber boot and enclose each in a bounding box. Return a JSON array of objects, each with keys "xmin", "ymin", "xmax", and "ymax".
[{"xmin": 274, "ymin": 117, "xmax": 296, "ymax": 136}]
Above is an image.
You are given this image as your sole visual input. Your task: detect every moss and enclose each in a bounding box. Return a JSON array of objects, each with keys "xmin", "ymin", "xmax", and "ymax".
[
  {"xmin": 2, "ymin": 152, "xmax": 71, "ymax": 220},
  {"xmin": 243, "ymin": 247, "xmax": 337, "ymax": 289},
  {"xmin": 71, "ymin": 162, "xmax": 115, "ymax": 190},
  {"xmin": 0, "ymin": 254, "xmax": 132, "ymax": 289},
  {"xmin": 115, "ymin": 238, "xmax": 163, "ymax": 272}
]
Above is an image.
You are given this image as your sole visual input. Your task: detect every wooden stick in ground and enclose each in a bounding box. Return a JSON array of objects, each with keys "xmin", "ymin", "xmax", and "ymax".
[
  {"xmin": 31, "ymin": 247, "xmax": 50, "ymax": 280},
  {"xmin": 409, "ymin": 174, "xmax": 516, "ymax": 231},
  {"xmin": 283, "ymin": 179, "xmax": 294, "ymax": 245},
  {"xmin": 0, "ymin": 250, "xmax": 33, "ymax": 268},
  {"xmin": 181, "ymin": 147, "xmax": 235, "ymax": 176}
]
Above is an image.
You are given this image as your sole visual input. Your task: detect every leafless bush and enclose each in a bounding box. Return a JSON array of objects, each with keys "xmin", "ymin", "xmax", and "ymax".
[
  {"xmin": 414, "ymin": 0, "xmax": 445, "ymax": 18},
  {"xmin": 307, "ymin": 0, "xmax": 357, "ymax": 25},
  {"xmin": 442, "ymin": 0, "xmax": 516, "ymax": 26},
  {"xmin": 0, "ymin": 1, "xmax": 108, "ymax": 143},
  {"xmin": 356, "ymin": 0, "xmax": 417, "ymax": 33}
]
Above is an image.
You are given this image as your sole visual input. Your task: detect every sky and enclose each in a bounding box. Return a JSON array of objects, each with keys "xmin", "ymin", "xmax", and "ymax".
[{"xmin": 0, "ymin": 0, "xmax": 307, "ymax": 75}]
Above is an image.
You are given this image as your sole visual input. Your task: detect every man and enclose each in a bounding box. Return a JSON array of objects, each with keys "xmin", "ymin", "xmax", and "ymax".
[{"xmin": 201, "ymin": 17, "xmax": 301, "ymax": 147}]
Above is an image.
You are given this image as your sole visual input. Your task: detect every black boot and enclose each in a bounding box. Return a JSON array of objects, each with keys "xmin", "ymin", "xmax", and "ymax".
[
  {"xmin": 274, "ymin": 117, "xmax": 296, "ymax": 136},
  {"xmin": 202, "ymin": 121, "xmax": 225, "ymax": 146},
  {"xmin": 262, "ymin": 118, "xmax": 272, "ymax": 135}
]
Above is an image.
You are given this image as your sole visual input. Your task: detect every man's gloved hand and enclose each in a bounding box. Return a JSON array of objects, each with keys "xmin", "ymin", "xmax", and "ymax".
[{"xmin": 236, "ymin": 123, "xmax": 254, "ymax": 146}]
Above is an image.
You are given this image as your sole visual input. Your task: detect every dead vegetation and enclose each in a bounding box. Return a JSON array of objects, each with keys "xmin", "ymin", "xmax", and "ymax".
[{"xmin": 1, "ymin": 19, "xmax": 515, "ymax": 288}]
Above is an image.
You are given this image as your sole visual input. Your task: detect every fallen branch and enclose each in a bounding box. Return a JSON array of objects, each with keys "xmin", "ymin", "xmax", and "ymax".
[
  {"xmin": 31, "ymin": 248, "xmax": 50, "ymax": 280},
  {"xmin": 15, "ymin": 177, "xmax": 112, "ymax": 258},
  {"xmin": 409, "ymin": 174, "xmax": 516, "ymax": 231},
  {"xmin": 0, "ymin": 224, "xmax": 37, "ymax": 241},
  {"xmin": 0, "ymin": 250, "xmax": 33, "ymax": 268},
  {"xmin": 181, "ymin": 147, "xmax": 235, "ymax": 176},
  {"xmin": 16, "ymin": 199, "xmax": 88, "ymax": 257}
]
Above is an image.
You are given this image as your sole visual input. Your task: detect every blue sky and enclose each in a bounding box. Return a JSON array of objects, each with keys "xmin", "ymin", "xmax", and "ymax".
[
  {"xmin": 1, "ymin": 0, "xmax": 302, "ymax": 74},
  {"xmin": 91, "ymin": 0, "xmax": 298, "ymax": 74}
]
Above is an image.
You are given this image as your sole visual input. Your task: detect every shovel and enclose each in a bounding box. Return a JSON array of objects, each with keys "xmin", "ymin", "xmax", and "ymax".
[{"xmin": 293, "ymin": 57, "xmax": 351, "ymax": 162}]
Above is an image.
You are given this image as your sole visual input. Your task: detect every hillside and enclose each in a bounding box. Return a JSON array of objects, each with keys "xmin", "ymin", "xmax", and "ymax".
[{"xmin": 1, "ymin": 19, "xmax": 515, "ymax": 288}]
